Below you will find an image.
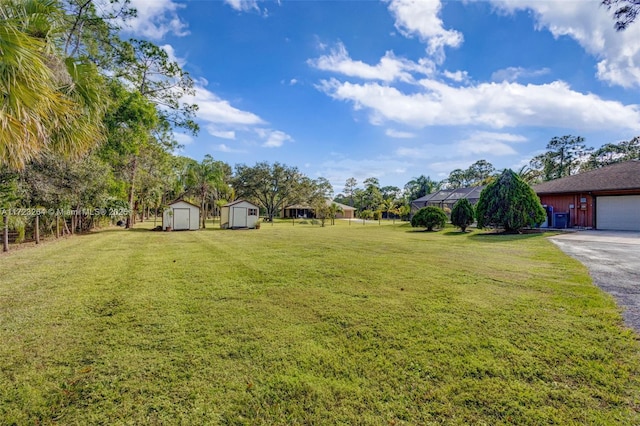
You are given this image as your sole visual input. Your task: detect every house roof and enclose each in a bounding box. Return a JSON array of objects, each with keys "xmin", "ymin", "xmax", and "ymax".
[
  {"xmin": 441, "ymin": 186, "xmax": 485, "ymax": 203},
  {"xmin": 411, "ymin": 186, "xmax": 485, "ymax": 204},
  {"xmin": 412, "ymin": 192, "xmax": 438, "ymax": 203},
  {"xmin": 533, "ymin": 160, "xmax": 640, "ymax": 194},
  {"xmin": 223, "ymin": 199, "xmax": 258, "ymax": 208},
  {"xmin": 284, "ymin": 199, "xmax": 356, "ymax": 210}
]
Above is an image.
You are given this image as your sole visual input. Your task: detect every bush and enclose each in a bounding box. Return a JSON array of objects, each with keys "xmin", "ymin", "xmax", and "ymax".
[
  {"xmin": 476, "ymin": 169, "xmax": 546, "ymax": 233},
  {"xmin": 451, "ymin": 198, "xmax": 475, "ymax": 232},
  {"xmin": 360, "ymin": 210, "xmax": 373, "ymax": 220},
  {"xmin": 411, "ymin": 206, "xmax": 447, "ymax": 231}
]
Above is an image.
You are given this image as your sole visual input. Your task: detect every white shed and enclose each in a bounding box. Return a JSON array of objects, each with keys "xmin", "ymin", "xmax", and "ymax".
[
  {"xmin": 162, "ymin": 200, "xmax": 200, "ymax": 231},
  {"xmin": 220, "ymin": 200, "xmax": 260, "ymax": 229}
]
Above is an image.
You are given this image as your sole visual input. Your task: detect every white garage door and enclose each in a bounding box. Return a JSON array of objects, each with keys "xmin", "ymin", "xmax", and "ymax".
[
  {"xmin": 173, "ymin": 208, "xmax": 190, "ymax": 230},
  {"xmin": 597, "ymin": 195, "xmax": 640, "ymax": 231}
]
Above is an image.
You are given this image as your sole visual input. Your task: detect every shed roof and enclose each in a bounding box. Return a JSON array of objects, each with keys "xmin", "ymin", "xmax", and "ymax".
[
  {"xmin": 168, "ymin": 199, "xmax": 201, "ymax": 209},
  {"xmin": 223, "ymin": 199, "xmax": 258, "ymax": 208},
  {"xmin": 533, "ymin": 160, "xmax": 640, "ymax": 194}
]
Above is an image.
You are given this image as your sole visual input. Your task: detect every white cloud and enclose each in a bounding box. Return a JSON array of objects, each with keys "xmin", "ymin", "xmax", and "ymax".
[
  {"xmin": 386, "ymin": 0, "xmax": 463, "ymax": 62},
  {"xmin": 443, "ymin": 70, "xmax": 469, "ymax": 83},
  {"xmin": 181, "ymin": 85, "xmax": 291, "ymax": 149},
  {"xmin": 161, "ymin": 44, "xmax": 186, "ymax": 67},
  {"xmin": 308, "ymin": 42, "xmax": 434, "ymax": 83},
  {"xmin": 214, "ymin": 144, "xmax": 246, "ymax": 153},
  {"xmin": 491, "ymin": 66, "xmax": 551, "ymax": 83},
  {"xmin": 386, "ymin": 129, "xmax": 416, "ymax": 138},
  {"xmin": 124, "ymin": 0, "xmax": 189, "ymax": 39},
  {"xmin": 489, "ymin": 0, "xmax": 640, "ymax": 88},
  {"xmin": 206, "ymin": 126, "xmax": 236, "ymax": 140},
  {"xmin": 316, "ymin": 157, "xmax": 411, "ymax": 192},
  {"xmin": 258, "ymin": 129, "xmax": 293, "ymax": 148},
  {"xmin": 317, "ymin": 78, "xmax": 640, "ymax": 131},
  {"xmin": 182, "ymin": 85, "xmax": 265, "ymax": 126},
  {"xmin": 289, "ymin": 78, "xmax": 299, "ymax": 85},
  {"xmin": 173, "ymin": 132, "xmax": 194, "ymax": 146},
  {"xmin": 225, "ymin": 0, "xmax": 259, "ymax": 12},
  {"xmin": 455, "ymin": 131, "xmax": 527, "ymax": 156},
  {"xmin": 395, "ymin": 146, "xmax": 435, "ymax": 159}
]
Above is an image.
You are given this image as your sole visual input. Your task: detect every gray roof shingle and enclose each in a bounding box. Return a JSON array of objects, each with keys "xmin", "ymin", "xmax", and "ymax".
[{"xmin": 533, "ymin": 160, "xmax": 640, "ymax": 194}]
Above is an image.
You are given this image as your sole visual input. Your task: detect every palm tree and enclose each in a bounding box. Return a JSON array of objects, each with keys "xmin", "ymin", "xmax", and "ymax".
[
  {"xmin": 380, "ymin": 198, "xmax": 398, "ymax": 223},
  {"xmin": 404, "ymin": 175, "xmax": 437, "ymax": 201},
  {"xmin": 186, "ymin": 156, "xmax": 223, "ymax": 228},
  {"xmin": 327, "ymin": 202, "xmax": 344, "ymax": 225},
  {"xmin": 0, "ymin": 0, "xmax": 105, "ymax": 171}
]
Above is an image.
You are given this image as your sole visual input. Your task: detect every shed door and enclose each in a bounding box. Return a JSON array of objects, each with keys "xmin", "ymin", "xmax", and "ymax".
[
  {"xmin": 173, "ymin": 208, "xmax": 190, "ymax": 230},
  {"xmin": 597, "ymin": 195, "xmax": 640, "ymax": 231},
  {"xmin": 232, "ymin": 207, "xmax": 247, "ymax": 228}
]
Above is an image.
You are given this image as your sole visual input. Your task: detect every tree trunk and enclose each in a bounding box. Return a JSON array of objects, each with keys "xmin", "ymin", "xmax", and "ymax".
[
  {"xmin": 126, "ymin": 157, "xmax": 137, "ymax": 229},
  {"xmin": 56, "ymin": 214, "xmax": 60, "ymax": 238},
  {"xmin": 201, "ymin": 198, "xmax": 206, "ymax": 229},
  {"xmin": 35, "ymin": 215, "xmax": 40, "ymax": 244},
  {"xmin": 2, "ymin": 214, "xmax": 8, "ymax": 252}
]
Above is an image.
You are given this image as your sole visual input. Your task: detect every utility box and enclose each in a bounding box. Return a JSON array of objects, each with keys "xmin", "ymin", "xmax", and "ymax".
[{"xmin": 554, "ymin": 212, "xmax": 569, "ymax": 229}]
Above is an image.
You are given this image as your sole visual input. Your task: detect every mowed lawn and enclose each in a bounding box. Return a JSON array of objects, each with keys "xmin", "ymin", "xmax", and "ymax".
[{"xmin": 1, "ymin": 221, "xmax": 640, "ymax": 425}]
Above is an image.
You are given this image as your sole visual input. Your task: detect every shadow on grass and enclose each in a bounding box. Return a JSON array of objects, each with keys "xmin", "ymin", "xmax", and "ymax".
[
  {"xmin": 468, "ymin": 231, "xmax": 547, "ymax": 242},
  {"xmin": 443, "ymin": 230, "xmax": 471, "ymax": 236}
]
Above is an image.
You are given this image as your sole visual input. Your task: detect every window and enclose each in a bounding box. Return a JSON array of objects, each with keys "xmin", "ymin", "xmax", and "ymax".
[{"xmin": 248, "ymin": 208, "xmax": 258, "ymax": 216}]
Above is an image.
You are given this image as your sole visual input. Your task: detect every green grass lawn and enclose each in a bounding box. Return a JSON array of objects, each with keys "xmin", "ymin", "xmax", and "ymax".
[{"xmin": 1, "ymin": 220, "xmax": 639, "ymax": 424}]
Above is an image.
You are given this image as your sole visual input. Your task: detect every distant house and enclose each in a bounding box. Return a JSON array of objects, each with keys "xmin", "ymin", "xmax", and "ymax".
[
  {"xmin": 282, "ymin": 200, "xmax": 356, "ymax": 219},
  {"xmin": 220, "ymin": 200, "xmax": 260, "ymax": 229},
  {"xmin": 411, "ymin": 186, "xmax": 485, "ymax": 215},
  {"xmin": 533, "ymin": 160, "xmax": 640, "ymax": 231},
  {"xmin": 163, "ymin": 200, "xmax": 200, "ymax": 231}
]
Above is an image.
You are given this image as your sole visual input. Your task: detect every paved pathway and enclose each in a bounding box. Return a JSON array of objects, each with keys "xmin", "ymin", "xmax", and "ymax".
[{"xmin": 549, "ymin": 231, "xmax": 640, "ymax": 332}]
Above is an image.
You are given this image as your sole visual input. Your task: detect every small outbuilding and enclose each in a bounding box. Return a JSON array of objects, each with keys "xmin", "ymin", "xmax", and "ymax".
[
  {"xmin": 163, "ymin": 200, "xmax": 201, "ymax": 231},
  {"xmin": 220, "ymin": 200, "xmax": 260, "ymax": 229}
]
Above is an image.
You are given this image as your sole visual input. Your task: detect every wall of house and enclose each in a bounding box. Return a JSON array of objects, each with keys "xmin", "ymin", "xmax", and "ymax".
[
  {"xmin": 336, "ymin": 209, "xmax": 354, "ymax": 219},
  {"xmin": 538, "ymin": 193, "xmax": 594, "ymax": 228}
]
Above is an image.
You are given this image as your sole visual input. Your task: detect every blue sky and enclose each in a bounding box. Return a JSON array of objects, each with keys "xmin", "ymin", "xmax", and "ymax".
[{"xmin": 120, "ymin": 0, "xmax": 640, "ymax": 193}]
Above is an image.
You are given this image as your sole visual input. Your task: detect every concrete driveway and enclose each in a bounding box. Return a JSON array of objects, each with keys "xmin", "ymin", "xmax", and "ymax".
[{"xmin": 549, "ymin": 231, "xmax": 640, "ymax": 332}]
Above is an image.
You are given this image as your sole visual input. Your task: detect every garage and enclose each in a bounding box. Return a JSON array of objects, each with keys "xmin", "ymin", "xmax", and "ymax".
[
  {"xmin": 534, "ymin": 160, "xmax": 640, "ymax": 230},
  {"xmin": 597, "ymin": 195, "xmax": 640, "ymax": 231}
]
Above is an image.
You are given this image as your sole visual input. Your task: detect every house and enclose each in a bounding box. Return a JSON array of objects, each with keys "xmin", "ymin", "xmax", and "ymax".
[
  {"xmin": 411, "ymin": 186, "xmax": 485, "ymax": 215},
  {"xmin": 533, "ymin": 160, "xmax": 640, "ymax": 231},
  {"xmin": 282, "ymin": 200, "xmax": 356, "ymax": 219},
  {"xmin": 163, "ymin": 200, "xmax": 200, "ymax": 231},
  {"xmin": 220, "ymin": 200, "xmax": 260, "ymax": 229}
]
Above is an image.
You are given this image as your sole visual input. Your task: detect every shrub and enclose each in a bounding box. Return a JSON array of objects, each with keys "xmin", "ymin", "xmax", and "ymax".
[
  {"xmin": 411, "ymin": 206, "xmax": 447, "ymax": 231},
  {"xmin": 360, "ymin": 210, "xmax": 373, "ymax": 220},
  {"xmin": 476, "ymin": 169, "xmax": 546, "ymax": 233},
  {"xmin": 451, "ymin": 198, "xmax": 475, "ymax": 232}
]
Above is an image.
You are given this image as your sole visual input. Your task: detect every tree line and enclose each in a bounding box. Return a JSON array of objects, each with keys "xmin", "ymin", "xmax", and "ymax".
[{"xmin": 2, "ymin": 1, "xmax": 639, "ymax": 251}]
